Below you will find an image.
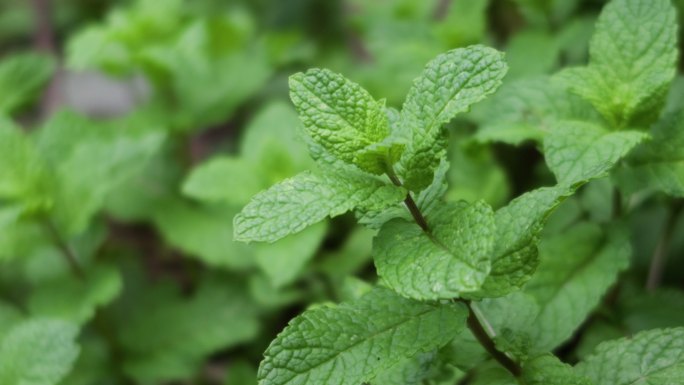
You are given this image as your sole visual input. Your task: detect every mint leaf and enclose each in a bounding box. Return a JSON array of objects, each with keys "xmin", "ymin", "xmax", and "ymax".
[
  {"xmin": 258, "ymin": 287, "xmax": 467, "ymax": 385},
  {"xmin": 182, "ymin": 157, "xmax": 262, "ymax": 205},
  {"xmin": 398, "ymin": 45, "xmax": 507, "ymax": 191},
  {"xmin": 374, "ymin": 201, "xmax": 494, "ymax": 300},
  {"xmin": 234, "ymin": 168, "xmax": 405, "ymax": 243},
  {"xmin": 253, "ymin": 221, "xmax": 326, "ymax": 288},
  {"xmin": 543, "ymin": 121, "xmax": 647, "ymax": 185},
  {"xmin": 577, "ymin": 327, "xmax": 684, "ymax": 385},
  {"xmin": 616, "ymin": 109, "xmax": 684, "ymax": 197},
  {"xmin": 0, "ymin": 52, "xmax": 55, "ymax": 114},
  {"xmin": 558, "ymin": 0, "xmax": 678, "ymax": 128},
  {"xmin": 0, "ymin": 319, "xmax": 80, "ymax": 385},
  {"xmin": 289, "ymin": 68, "xmax": 393, "ymax": 172},
  {"xmin": 472, "ymin": 76, "xmax": 597, "ymax": 145},
  {"xmin": 0, "ymin": 118, "xmax": 50, "ymax": 211},
  {"xmin": 469, "ymin": 185, "xmax": 571, "ymax": 298},
  {"xmin": 526, "ymin": 223, "xmax": 631, "ymax": 352},
  {"xmin": 522, "ymin": 355, "xmax": 592, "ymax": 385}
]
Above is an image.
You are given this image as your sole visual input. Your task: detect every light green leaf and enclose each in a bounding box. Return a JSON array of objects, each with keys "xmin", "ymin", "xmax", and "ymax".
[
  {"xmin": 472, "ymin": 76, "xmax": 597, "ymax": 145},
  {"xmin": 557, "ymin": 0, "xmax": 678, "ymax": 128},
  {"xmin": 399, "ymin": 45, "xmax": 508, "ymax": 191},
  {"xmin": 153, "ymin": 200, "xmax": 253, "ymax": 269},
  {"xmin": 543, "ymin": 121, "xmax": 647, "ymax": 185},
  {"xmin": 468, "ymin": 185, "xmax": 571, "ymax": 298},
  {"xmin": 0, "ymin": 52, "xmax": 55, "ymax": 114},
  {"xmin": 28, "ymin": 264, "xmax": 122, "ymax": 324},
  {"xmin": 505, "ymin": 30, "xmax": 559, "ymax": 79},
  {"xmin": 253, "ymin": 221, "xmax": 326, "ymax": 288},
  {"xmin": 526, "ymin": 222, "xmax": 631, "ymax": 352},
  {"xmin": 522, "ymin": 355, "xmax": 592, "ymax": 385},
  {"xmin": 0, "ymin": 118, "xmax": 51, "ymax": 211},
  {"xmin": 234, "ymin": 168, "xmax": 405, "ymax": 243},
  {"xmin": 182, "ymin": 157, "xmax": 262, "ymax": 206},
  {"xmin": 577, "ymin": 327, "xmax": 684, "ymax": 385},
  {"xmin": 289, "ymin": 68, "xmax": 391, "ymax": 171},
  {"xmin": 0, "ymin": 319, "xmax": 80, "ymax": 385},
  {"xmin": 374, "ymin": 201, "xmax": 494, "ymax": 300},
  {"xmin": 616, "ymin": 109, "xmax": 684, "ymax": 197},
  {"xmin": 258, "ymin": 287, "xmax": 468, "ymax": 385}
]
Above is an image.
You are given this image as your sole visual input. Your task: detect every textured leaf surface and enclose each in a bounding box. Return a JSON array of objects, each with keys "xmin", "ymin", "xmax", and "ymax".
[
  {"xmin": 544, "ymin": 121, "xmax": 647, "ymax": 185},
  {"xmin": 399, "ymin": 45, "xmax": 507, "ymax": 191},
  {"xmin": 522, "ymin": 355, "xmax": 592, "ymax": 385},
  {"xmin": 0, "ymin": 319, "xmax": 80, "ymax": 385},
  {"xmin": 374, "ymin": 201, "xmax": 494, "ymax": 300},
  {"xmin": 234, "ymin": 168, "xmax": 405, "ymax": 243},
  {"xmin": 577, "ymin": 327, "xmax": 684, "ymax": 385},
  {"xmin": 468, "ymin": 185, "xmax": 571, "ymax": 298},
  {"xmin": 526, "ymin": 223, "xmax": 631, "ymax": 352},
  {"xmin": 472, "ymin": 76, "xmax": 597, "ymax": 145},
  {"xmin": 258, "ymin": 287, "xmax": 467, "ymax": 385},
  {"xmin": 290, "ymin": 68, "xmax": 390, "ymax": 171},
  {"xmin": 558, "ymin": 0, "xmax": 677, "ymax": 128},
  {"xmin": 617, "ymin": 109, "xmax": 684, "ymax": 196}
]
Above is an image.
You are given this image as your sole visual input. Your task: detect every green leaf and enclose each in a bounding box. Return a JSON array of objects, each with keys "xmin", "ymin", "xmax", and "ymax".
[
  {"xmin": 289, "ymin": 68, "xmax": 392, "ymax": 171},
  {"xmin": 616, "ymin": 109, "xmax": 684, "ymax": 197},
  {"xmin": 0, "ymin": 52, "xmax": 55, "ymax": 114},
  {"xmin": 28, "ymin": 264, "xmax": 122, "ymax": 324},
  {"xmin": 119, "ymin": 278, "xmax": 259, "ymax": 383},
  {"xmin": 258, "ymin": 287, "xmax": 468, "ymax": 385},
  {"xmin": 472, "ymin": 76, "xmax": 597, "ymax": 145},
  {"xmin": 182, "ymin": 157, "xmax": 262, "ymax": 205},
  {"xmin": 153, "ymin": 200, "xmax": 254, "ymax": 269},
  {"xmin": 558, "ymin": 0, "xmax": 678, "ymax": 128},
  {"xmin": 0, "ymin": 319, "xmax": 80, "ymax": 385},
  {"xmin": 468, "ymin": 185, "xmax": 571, "ymax": 298},
  {"xmin": 543, "ymin": 121, "xmax": 647, "ymax": 186},
  {"xmin": 374, "ymin": 201, "xmax": 494, "ymax": 300},
  {"xmin": 577, "ymin": 327, "xmax": 684, "ymax": 385},
  {"xmin": 253, "ymin": 221, "xmax": 326, "ymax": 288},
  {"xmin": 525, "ymin": 222, "xmax": 631, "ymax": 352},
  {"xmin": 0, "ymin": 118, "xmax": 51, "ymax": 211},
  {"xmin": 505, "ymin": 30, "xmax": 559, "ymax": 79},
  {"xmin": 522, "ymin": 355, "xmax": 592, "ymax": 385},
  {"xmin": 234, "ymin": 168, "xmax": 405, "ymax": 243},
  {"xmin": 398, "ymin": 45, "xmax": 508, "ymax": 191}
]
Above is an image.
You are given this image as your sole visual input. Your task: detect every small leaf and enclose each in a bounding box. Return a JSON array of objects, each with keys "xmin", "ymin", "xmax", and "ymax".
[
  {"xmin": 234, "ymin": 168, "xmax": 405, "ymax": 243},
  {"xmin": 399, "ymin": 45, "xmax": 508, "ymax": 191},
  {"xmin": 374, "ymin": 201, "xmax": 494, "ymax": 300},
  {"xmin": 0, "ymin": 52, "xmax": 56, "ymax": 114},
  {"xmin": 577, "ymin": 327, "xmax": 684, "ymax": 385},
  {"xmin": 558, "ymin": 0, "xmax": 678, "ymax": 128},
  {"xmin": 182, "ymin": 157, "xmax": 262, "ymax": 205},
  {"xmin": 543, "ymin": 121, "xmax": 647, "ymax": 185},
  {"xmin": 258, "ymin": 287, "xmax": 468, "ymax": 385},
  {"xmin": 289, "ymin": 68, "xmax": 391, "ymax": 171}
]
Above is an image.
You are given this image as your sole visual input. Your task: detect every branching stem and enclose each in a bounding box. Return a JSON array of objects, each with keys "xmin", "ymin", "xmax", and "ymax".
[{"xmin": 384, "ymin": 167, "xmax": 523, "ymax": 378}]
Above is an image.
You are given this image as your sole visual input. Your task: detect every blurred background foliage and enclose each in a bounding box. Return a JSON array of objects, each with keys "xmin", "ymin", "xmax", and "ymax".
[{"xmin": 0, "ymin": 0, "xmax": 683, "ymax": 384}]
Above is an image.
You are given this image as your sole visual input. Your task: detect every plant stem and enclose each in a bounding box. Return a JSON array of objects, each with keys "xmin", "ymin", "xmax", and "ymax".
[
  {"xmin": 385, "ymin": 167, "xmax": 522, "ymax": 377},
  {"xmin": 386, "ymin": 169, "xmax": 430, "ymax": 232},
  {"xmin": 646, "ymin": 200, "xmax": 683, "ymax": 291},
  {"xmin": 41, "ymin": 218, "xmax": 85, "ymax": 280},
  {"xmin": 465, "ymin": 302, "xmax": 522, "ymax": 377},
  {"xmin": 612, "ymin": 188, "xmax": 623, "ymax": 219}
]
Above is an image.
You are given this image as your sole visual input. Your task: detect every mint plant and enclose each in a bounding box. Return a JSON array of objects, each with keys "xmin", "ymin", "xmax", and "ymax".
[{"xmin": 235, "ymin": 0, "xmax": 684, "ymax": 383}]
